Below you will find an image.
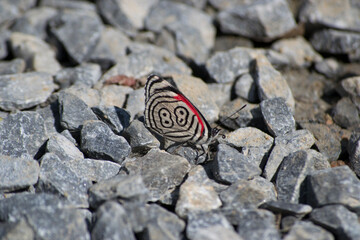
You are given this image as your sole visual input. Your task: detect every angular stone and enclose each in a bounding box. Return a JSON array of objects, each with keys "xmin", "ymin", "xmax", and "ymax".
[
  {"xmin": 212, "ymin": 144, "xmax": 261, "ymax": 184},
  {"xmin": 0, "ymin": 112, "xmax": 48, "ymax": 159},
  {"xmin": 80, "ymin": 120, "xmax": 131, "ymax": 163},
  {"xmin": 91, "ymin": 201, "xmax": 136, "ymax": 240},
  {"xmin": 9, "ymin": 32, "xmax": 61, "ymax": 74},
  {"xmin": 0, "ymin": 218, "xmax": 35, "ymax": 240},
  {"xmin": 207, "ymin": 83, "xmax": 232, "ymax": 108},
  {"xmin": 145, "ymin": 1, "xmax": 215, "ymax": 49},
  {"xmin": 54, "ymin": 63, "xmax": 101, "ymax": 88},
  {"xmin": 276, "ymin": 150, "xmax": 316, "ymax": 203},
  {"xmin": 220, "ymin": 176, "xmax": 277, "ymax": 210},
  {"xmin": 217, "ymin": 0, "xmax": 296, "ymax": 40},
  {"xmin": 40, "ymin": 0, "xmax": 96, "ymax": 10},
  {"xmin": 348, "ymin": 132, "xmax": 360, "ymax": 177},
  {"xmin": 306, "ymin": 166, "xmax": 360, "ymax": 213},
  {"xmin": 58, "ymin": 92, "xmax": 98, "ymax": 132},
  {"xmin": 264, "ymin": 130, "xmax": 315, "ymax": 180},
  {"xmin": 0, "ymin": 72, "xmax": 55, "ymax": 111},
  {"xmin": 38, "ymin": 153, "xmax": 92, "ymax": 208},
  {"xmin": 46, "ymin": 133, "xmax": 84, "ymax": 161},
  {"xmin": 0, "ymin": 59, "xmax": 25, "ymax": 75},
  {"xmin": 253, "ymin": 55, "xmax": 295, "ymax": 112},
  {"xmin": 175, "ymin": 182, "xmax": 222, "ymax": 218},
  {"xmin": 206, "ymin": 47, "xmax": 253, "ymax": 83},
  {"xmin": 315, "ymin": 58, "xmax": 342, "ymax": 78},
  {"xmin": 36, "ymin": 100, "xmax": 62, "ymax": 136},
  {"xmin": 186, "ymin": 211, "xmax": 233, "ymax": 240},
  {"xmin": 125, "ymin": 88, "xmax": 145, "ymax": 119},
  {"xmin": 0, "ymin": 0, "xmax": 36, "ymax": 25},
  {"xmin": 260, "ymin": 97, "xmax": 295, "ymax": 137},
  {"xmin": 0, "ymin": 155, "xmax": 39, "ymax": 192},
  {"xmin": 88, "ymin": 174, "xmax": 148, "ymax": 208},
  {"xmin": 308, "ymin": 149, "xmax": 331, "ymax": 171},
  {"xmin": 193, "ymin": 225, "xmax": 243, "ymax": 240},
  {"xmin": 260, "ymin": 201, "xmax": 312, "ymax": 218},
  {"xmin": 234, "ymin": 73, "xmax": 258, "ymax": 102},
  {"xmin": 64, "ymin": 85, "xmax": 101, "ymax": 107},
  {"xmin": 284, "ymin": 221, "xmax": 334, "ymax": 240},
  {"xmin": 332, "ymin": 97, "xmax": 360, "ymax": 129},
  {"xmin": 121, "ymin": 149, "xmax": 191, "ymax": 201},
  {"xmin": 222, "ymin": 127, "xmax": 273, "ymax": 166},
  {"xmin": 122, "ymin": 119, "xmax": 160, "ymax": 153},
  {"xmin": 92, "ymin": 106, "xmax": 130, "ymax": 135},
  {"xmin": 49, "ymin": 9, "xmax": 103, "ymax": 63},
  {"xmin": 310, "ymin": 205, "xmax": 360, "ymax": 240},
  {"xmin": 236, "ymin": 209, "xmax": 281, "ymax": 240},
  {"xmin": 98, "ymin": 85, "xmax": 133, "ymax": 108},
  {"xmin": 339, "ymin": 76, "xmax": 360, "ymax": 98},
  {"xmin": 185, "ymin": 165, "xmax": 227, "ymax": 193}
]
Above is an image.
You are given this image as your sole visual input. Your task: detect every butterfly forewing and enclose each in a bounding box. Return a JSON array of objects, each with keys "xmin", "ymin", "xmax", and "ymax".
[{"xmin": 144, "ymin": 75, "xmax": 211, "ymax": 145}]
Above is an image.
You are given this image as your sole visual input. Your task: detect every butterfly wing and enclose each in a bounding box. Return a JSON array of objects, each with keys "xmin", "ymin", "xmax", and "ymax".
[{"xmin": 144, "ymin": 74, "xmax": 211, "ymax": 145}]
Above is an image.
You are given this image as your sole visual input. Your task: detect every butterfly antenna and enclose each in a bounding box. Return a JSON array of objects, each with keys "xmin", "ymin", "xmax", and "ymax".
[{"xmin": 212, "ymin": 104, "xmax": 247, "ymax": 138}]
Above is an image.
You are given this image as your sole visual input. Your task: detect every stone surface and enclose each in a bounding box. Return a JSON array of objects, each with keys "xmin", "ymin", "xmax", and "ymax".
[
  {"xmin": 0, "ymin": 218, "xmax": 35, "ymax": 240},
  {"xmin": 49, "ymin": 9, "xmax": 103, "ymax": 64},
  {"xmin": 315, "ymin": 58, "xmax": 341, "ymax": 78},
  {"xmin": 348, "ymin": 132, "xmax": 360, "ymax": 177},
  {"xmin": 92, "ymin": 105, "xmax": 130, "ymax": 135},
  {"xmin": 0, "ymin": 155, "xmax": 39, "ymax": 192},
  {"xmin": 217, "ymin": 0, "xmax": 296, "ymax": 41},
  {"xmin": 284, "ymin": 221, "xmax": 334, "ymax": 240},
  {"xmin": 220, "ymin": 176, "xmax": 277, "ymax": 210},
  {"xmin": 260, "ymin": 201, "xmax": 312, "ymax": 218},
  {"xmin": 91, "ymin": 201, "xmax": 136, "ymax": 240},
  {"xmin": 264, "ymin": 130, "xmax": 315, "ymax": 180},
  {"xmin": 0, "ymin": 72, "xmax": 55, "ymax": 111},
  {"xmin": 98, "ymin": 85, "xmax": 133, "ymax": 108},
  {"xmin": 306, "ymin": 166, "xmax": 360, "ymax": 213},
  {"xmin": 212, "ymin": 144, "xmax": 261, "ymax": 184},
  {"xmin": 38, "ymin": 153, "xmax": 92, "ymax": 208},
  {"xmin": 234, "ymin": 73, "xmax": 258, "ymax": 102},
  {"xmin": 64, "ymin": 85, "xmax": 101, "ymax": 107},
  {"xmin": 260, "ymin": 97, "xmax": 296, "ymax": 137},
  {"xmin": 0, "ymin": 112, "xmax": 48, "ymax": 159},
  {"xmin": 121, "ymin": 149, "xmax": 191, "ymax": 202},
  {"xmin": 46, "ymin": 133, "xmax": 84, "ymax": 161},
  {"xmin": 54, "ymin": 63, "xmax": 101, "ymax": 88},
  {"xmin": 80, "ymin": 120, "xmax": 131, "ymax": 163},
  {"xmin": 332, "ymin": 97, "xmax": 360, "ymax": 129},
  {"xmin": 0, "ymin": 58, "xmax": 25, "ymax": 75},
  {"xmin": 310, "ymin": 205, "xmax": 360, "ymax": 240}
]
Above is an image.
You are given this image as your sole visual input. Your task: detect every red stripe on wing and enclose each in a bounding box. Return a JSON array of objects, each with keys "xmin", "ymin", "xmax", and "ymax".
[{"xmin": 174, "ymin": 94, "xmax": 204, "ymax": 136}]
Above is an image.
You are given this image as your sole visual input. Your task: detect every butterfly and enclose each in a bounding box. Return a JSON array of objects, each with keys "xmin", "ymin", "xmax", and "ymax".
[{"xmin": 144, "ymin": 74, "xmax": 221, "ymax": 154}]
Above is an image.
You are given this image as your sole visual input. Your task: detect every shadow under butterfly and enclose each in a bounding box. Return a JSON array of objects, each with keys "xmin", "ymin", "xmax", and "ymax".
[{"xmin": 144, "ymin": 74, "xmax": 245, "ymax": 164}]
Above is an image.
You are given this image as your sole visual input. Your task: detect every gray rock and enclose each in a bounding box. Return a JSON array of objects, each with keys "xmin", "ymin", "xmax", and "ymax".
[
  {"xmin": 80, "ymin": 120, "xmax": 131, "ymax": 163},
  {"xmin": 36, "ymin": 100, "xmax": 62, "ymax": 136},
  {"xmin": 339, "ymin": 76, "xmax": 360, "ymax": 99},
  {"xmin": 0, "ymin": 30, "xmax": 10, "ymax": 59},
  {"xmin": 310, "ymin": 29, "xmax": 360, "ymax": 62},
  {"xmin": 308, "ymin": 149, "xmax": 331, "ymax": 171},
  {"xmin": 54, "ymin": 63, "xmax": 102, "ymax": 88},
  {"xmin": 11, "ymin": 6, "xmax": 57, "ymax": 39},
  {"xmin": 253, "ymin": 55, "xmax": 295, "ymax": 112},
  {"xmin": 22, "ymin": 207, "xmax": 90, "ymax": 240},
  {"xmin": 58, "ymin": 92, "xmax": 98, "ymax": 132},
  {"xmin": 175, "ymin": 181, "xmax": 222, "ymax": 218},
  {"xmin": 348, "ymin": 132, "xmax": 360, "ymax": 177},
  {"xmin": 221, "ymin": 127, "xmax": 273, "ymax": 167},
  {"xmin": 123, "ymin": 119, "xmax": 160, "ymax": 153},
  {"xmin": 38, "ymin": 153, "xmax": 92, "ymax": 208},
  {"xmin": 299, "ymin": 0, "xmax": 360, "ymax": 33},
  {"xmin": 98, "ymin": 85, "xmax": 133, "ymax": 109},
  {"xmin": 234, "ymin": 73, "xmax": 258, "ymax": 102},
  {"xmin": 217, "ymin": 0, "xmax": 296, "ymax": 41},
  {"xmin": 88, "ymin": 174, "xmax": 148, "ymax": 208},
  {"xmin": 264, "ymin": 130, "xmax": 315, "ymax": 180},
  {"xmin": 63, "ymin": 84, "xmax": 101, "ymax": 107},
  {"xmin": 260, "ymin": 201, "xmax": 312, "ymax": 218},
  {"xmin": 121, "ymin": 149, "xmax": 191, "ymax": 201},
  {"xmin": 260, "ymin": 97, "xmax": 295, "ymax": 137},
  {"xmin": 49, "ymin": 9, "xmax": 103, "ymax": 64},
  {"xmin": 0, "ymin": 155, "xmax": 39, "ymax": 192},
  {"xmin": 92, "ymin": 106, "xmax": 130, "ymax": 135},
  {"xmin": 145, "ymin": 1, "xmax": 215, "ymax": 49},
  {"xmin": 332, "ymin": 97, "xmax": 360, "ymax": 129},
  {"xmin": 125, "ymin": 88, "xmax": 145, "ymax": 119},
  {"xmin": 0, "ymin": 72, "xmax": 55, "ymax": 111},
  {"xmin": 0, "ymin": 218, "xmax": 35, "ymax": 240},
  {"xmin": 284, "ymin": 221, "xmax": 334, "ymax": 240},
  {"xmin": 193, "ymin": 225, "xmax": 243, "ymax": 240},
  {"xmin": 306, "ymin": 166, "xmax": 360, "ymax": 214},
  {"xmin": 91, "ymin": 201, "xmax": 136, "ymax": 240},
  {"xmin": 206, "ymin": 47, "xmax": 253, "ymax": 83},
  {"xmin": 9, "ymin": 32, "xmax": 61, "ymax": 74},
  {"xmin": 207, "ymin": 83, "xmax": 232, "ymax": 108},
  {"xmin": 220, "ymin": 176, "xmax": 277, "ymax": 210},
  {"xmin": 97, "ymin": 0, "xmax": 158, "ymax": 36},
  {"xmin": 40, "ymin": 0, "xmax": 96, "ymax": 10},
  {"xmin": 166, "ymin": 144, "xmax": 208, "ymax": 165},
  {"xmin": 0, "ymin": 0, "xmax": 36, "ymax": 26},
  {"xmin": 281, "ymin": 216, "xmax": 299, "ymax": 232},
  {"xmin": 60, "ymin": 130, "xmax": 77, "ymax": 145},
  {"xmin": 46, "ymin": 133, "xmax": 84, "ymax": 161},
  {"xmin": 236, "ymin": 208, "xmax": 281, "ymax": 240},
  {"xmin": 310, "ymin": 205, "xmax": 360, "ymax": 240},
  {"xmin": 271, "ymin": 36, "xmax": 322, "ymax": 67},
  {"xmin": 186, "ymin": 211, "xmax": 233, "ymax": 240},
  {"xmin": 276, "ymin": 150, "xmax": 316, "ymax": 203},
  {"xmin": 0, "ymin": 59, "xmax": 25, "ymax": 75},
  {"xmin": 300, "ymin": 123, "xmax": 341, "ymax": 162},
  {"xmin": 315, "ymin": 58, "xmax": 342, "ymax": 78},
  {"xmin": 212, "ymin": 144, "xmax": 261, "ymax": 184},
  {"xmin": 0, "ymin": 112, "xmax": 48, "ymax": 159},
  {"xmin": 0, "ymin": 193, "xmax": 70, "ymax": 222}
]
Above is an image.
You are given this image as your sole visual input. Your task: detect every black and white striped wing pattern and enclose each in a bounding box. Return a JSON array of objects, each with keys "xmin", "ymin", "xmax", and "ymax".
[{"xmin": 144, "ymin": 74, "xmax": 212, "ymax": 145}]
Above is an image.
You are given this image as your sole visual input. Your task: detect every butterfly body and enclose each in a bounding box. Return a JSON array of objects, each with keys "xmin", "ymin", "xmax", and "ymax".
[{"xmin": 144, "ymin": 74, "xmax": 215, "ymax": 145}]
